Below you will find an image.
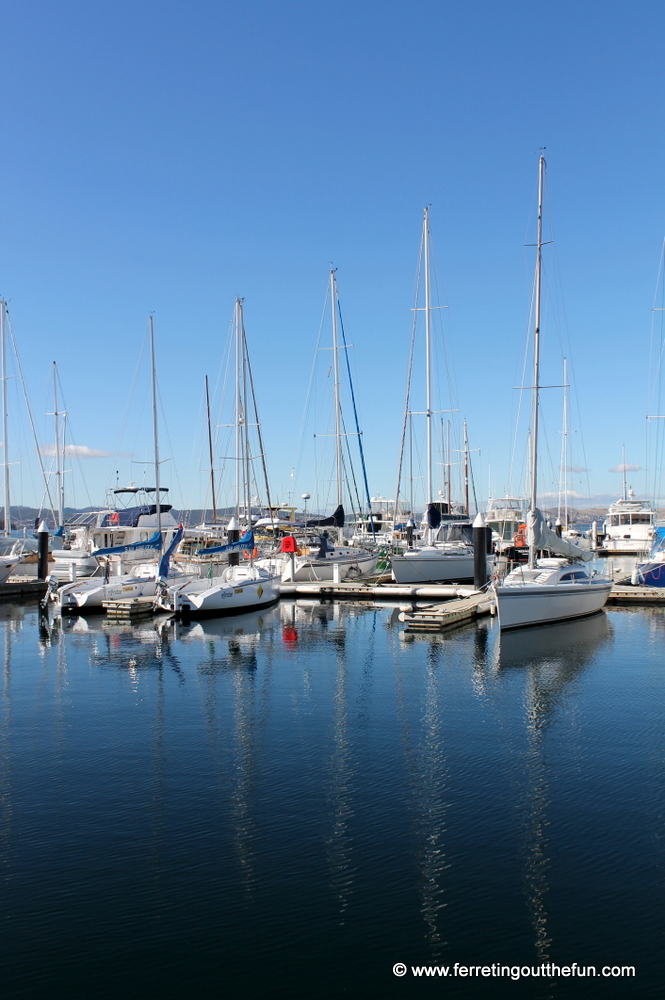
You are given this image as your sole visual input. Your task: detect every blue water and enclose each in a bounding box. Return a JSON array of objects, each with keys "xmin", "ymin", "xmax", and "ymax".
[{"xmin": 0, "ymin": 600, "xmax": 662, "ymax": 998}]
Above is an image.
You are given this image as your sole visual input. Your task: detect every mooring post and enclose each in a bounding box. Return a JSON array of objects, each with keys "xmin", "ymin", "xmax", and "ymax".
[
  {"xmin": 37, "ymin": 521, "xmax": 49, "ymax": 581},
  {"xmin": 473, "ymin": 512, "xmax": 488, "ymax": 590}
]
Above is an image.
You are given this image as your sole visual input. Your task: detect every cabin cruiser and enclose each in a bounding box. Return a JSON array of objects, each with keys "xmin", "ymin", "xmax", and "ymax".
[
  {"xmin": 601, "ymin": 490, "xmax": 657, "ymax": 554},
  {"xmin": 486, "ymin": 496, "xmax": 528, "ymax": 553}
]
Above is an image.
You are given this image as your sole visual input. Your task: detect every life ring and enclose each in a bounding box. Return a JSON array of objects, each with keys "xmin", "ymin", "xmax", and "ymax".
[
  {"xmin": 243, "ymin": 548, "xmax": 259, "ymax": 560},
  {"xmin": 110, "ymin": 511, "xmax": 119, "ymax": 525}
]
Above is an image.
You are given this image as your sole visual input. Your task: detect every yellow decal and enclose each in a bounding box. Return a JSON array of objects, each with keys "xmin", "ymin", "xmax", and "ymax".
[{"xmin": 257, "ymin": 585, "xmax": 264, "ymax": 598}]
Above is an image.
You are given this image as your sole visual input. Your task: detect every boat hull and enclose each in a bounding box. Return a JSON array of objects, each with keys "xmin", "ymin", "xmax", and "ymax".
[
  {"xmin": 496, "ymin": 581, "xmax": 612, "ymax": 630},
  {"xmin": 391, "ymin": 547, "xmax": 474, "ymax": 584},
  {"xmin": 172, "ymin": 574, "xmax": 280, "ymax": 618},
  {"xmin": 637, "ymin": 560, "xmax": 665, "ymax": 587}
]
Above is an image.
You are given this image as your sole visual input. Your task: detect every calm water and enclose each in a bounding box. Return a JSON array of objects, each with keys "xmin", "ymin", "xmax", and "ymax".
[{"xmin": 0, "ymin": 600, "xmax": 662, "ymax": 999}]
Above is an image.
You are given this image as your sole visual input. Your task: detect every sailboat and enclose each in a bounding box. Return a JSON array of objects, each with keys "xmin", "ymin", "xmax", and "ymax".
[
  {"xmin": 257, "ymin": 269, "xmax": 377, "ymax": 583},
  {"xmin": 495, "ymin": 156, "xmax": 612, "ymax": 630},
  {"xmin": 390, "ymin": 208, "xmax": 475, "ymax": 585},
  {"xmin": 156, "ymin": 298, "xmax": 280, "ymax": 617},
  {"xmin": 56, "ymin": 318, "xmax": 192, "ymax": 612}
]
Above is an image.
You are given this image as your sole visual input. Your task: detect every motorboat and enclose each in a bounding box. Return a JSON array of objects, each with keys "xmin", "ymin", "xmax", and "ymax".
[{"xmin": 601, "ymin": 490, "xmax": 657, "ymax": 554}]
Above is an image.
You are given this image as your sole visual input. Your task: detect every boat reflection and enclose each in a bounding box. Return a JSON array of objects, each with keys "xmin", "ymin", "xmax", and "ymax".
[
  {"xmin": 495, "ymin": 611, "xmax": 612, "ymax": 675},
  {"xmin": 493, "ymin": 611, "xmax": 612, "ymax": 993}
]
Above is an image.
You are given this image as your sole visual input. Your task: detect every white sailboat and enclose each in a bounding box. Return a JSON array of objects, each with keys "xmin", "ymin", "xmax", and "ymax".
[
  {"xmin": 158, "ymin": 298, "xmax": 280, "ymax": 618},
  {"xmin": 496, "ymin": 156, "xmax": 612, "ymax": 630},
  {"xmin": 256, "ymin": 269, "xmax": 377, "ymax": 583},
  {"xmin": 391, "ymin": 208, "xmax": 475, "ymax": 585},
  {"xmin": 56, "ymin": 318, "xmax": 192, "ymax": 612}
]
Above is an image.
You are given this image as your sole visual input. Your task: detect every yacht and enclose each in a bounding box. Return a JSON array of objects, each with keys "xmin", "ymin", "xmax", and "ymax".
[
  {"xmin": 601, "ymin": 490, "xmax": 657, "ymax": 554},
  {"xmin": 486, "ymin": 496, "xmax": 528, "ymax": 553}
]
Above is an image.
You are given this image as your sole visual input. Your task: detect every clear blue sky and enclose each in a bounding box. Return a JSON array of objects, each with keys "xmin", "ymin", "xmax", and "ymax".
[{"xmin": 2, "ymin": 0, "xmax": 665, "ymax": 516}]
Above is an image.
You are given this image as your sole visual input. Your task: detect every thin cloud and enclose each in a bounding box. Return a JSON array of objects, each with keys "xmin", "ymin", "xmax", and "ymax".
[
  {"xmin": 566, "ymin": 464, "xmax": 587, "ymax": 473},
  {"xmin": 609, "ymin": 463, "xmax": 641, "ymax": 473},
  {"xmin": 41, "ymin": 444, "xmax": 113, "ymax": 459}
]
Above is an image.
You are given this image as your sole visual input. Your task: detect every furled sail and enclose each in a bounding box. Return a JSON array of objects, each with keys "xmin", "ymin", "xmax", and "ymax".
[
  {"xmin": 527, "ymin": 508, "xmax": 592, "ymax": 561},
  {"xmin": 196, "ymin": 529, "xmax": 255, "ymax": 556},
  {"xmin": 158, "ymin": 525, "xmax": 184, "ymax": 579}
]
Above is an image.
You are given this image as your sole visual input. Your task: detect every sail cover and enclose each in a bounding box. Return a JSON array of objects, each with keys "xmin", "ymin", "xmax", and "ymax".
[
  {"xmin": 93, "ymin": 530, "xmax": 163, "ymax": 557},
  {"xmin": 197, "ymin": 529, "xmax": 255, "ymax": 556},
  {"xmin": 305, "ymin": 504, "xmax": 345, "ymax": 528},
  {"xmin": 158, "ymin": 525, "xmax": 184, "ymax": 579},
  {"xmin": 527, "ymin": 509, "xmax": 593, "ymax": 561}
]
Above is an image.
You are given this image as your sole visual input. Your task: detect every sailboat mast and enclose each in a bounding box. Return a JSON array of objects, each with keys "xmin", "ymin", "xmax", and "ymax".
[
  {"xmin": 424, "ymin": 208, "xmax": 433, "ymax": 510},
  {"xmin": 529, "ymin": 155, "xmax": 545, "ymax": 570},
  {"xmin": 563, "ymin": 357, "xmax": 569, "ymax": 527},
  {"xmin": 330, "ymin": 269, "xmax": 344, "ymax": 518},
  {"xmin": 622, "ymin": 444, "xmax": 627, "ymax": 501},
  {"xmin": 464, "ymin": 418, "xmax": 469, "ymax": 515},
  {"xmin": 205, "ymin": 375, "xmax": 217, "ymax": 523},
  {"xmin": 240, "ymin": 307, "xmax": 252, "ymax": 525},
  {"xmin": 53, "ymin": 362, "xmax": 64, "ymax": 528},
  {"xmin": 1, "ymin": 301, "xmax": 9, "ymax": 537},
  {"xmin": 447, "ymin": 419, "xmax": 452, "ymax": 512},
  {"xmin": 234, "ymin": 299, "xmax": 242, "ymax": 522},
  {"xmin": 149, "ymin": 316, "xmax": 162, "ymax": 537}
]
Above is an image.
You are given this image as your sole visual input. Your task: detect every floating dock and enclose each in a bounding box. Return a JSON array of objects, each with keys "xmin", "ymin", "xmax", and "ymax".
[
  {"xmin": 102, "ymin": 596, "xmax": 156, "ymax": 622},
  {"xmin": 399, "ymin": 591, "xmax": 494, "ymax": 635},
  {"xmin": 279, "ymin": 579, "xmax": 479, "ymax": 601},
  {"xmin": 1, "ymin": 577, "xmax": 48, "ymax": 602},
  {"xmin": 608, "ymin": 584, "xmax": 665, "ymax": 604}
]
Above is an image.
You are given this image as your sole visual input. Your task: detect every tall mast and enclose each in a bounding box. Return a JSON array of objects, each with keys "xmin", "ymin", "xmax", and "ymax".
[
  {"xmin": 424, "ymin": 208, "xmax": 433, "ymax": 510},
  {"xmin": 329, "ymin": 269, "xmax": 345, "ymax": 545},
  {"xmin": 1, "ymin": 301, "xmax": 9, "ymax": 537},
  {"xmin": 563, "ymin": 357, "xmax": 568, "ymax": 527},
  {"xmin": 234, "ymin": 298, "xmax": 242, "ymax": 522},
  {"xmin": 149, "ymin": 316, "xmax": 162, "ymax": 537},
  {"xmin": 463, "ymin": 418, "xmax": 469, "ymax": 515},
  {"xmin": 622, "ymin": 443, "xmax": 627, "ymax": 501},
  {"xmin": 447, "ymin": 419, "xmax": 452, "ymax": 513},
  {"xmin": 330, "ymin": 270, "xmax": 344, "ymax": 513},
  {"xmin": 205, "ymin": 375, "xmax": 217, "ymax": 523},
  {"xmin": 240, "ymin": 305, "xmax": 252, "ymax": 525},
  {"xmin": 528, "ymin": 155, "xmax": 545, "ymax": 570},
  {"xmin": 53, "ymin": 362, "xmax": 64, "ymax": 528}
]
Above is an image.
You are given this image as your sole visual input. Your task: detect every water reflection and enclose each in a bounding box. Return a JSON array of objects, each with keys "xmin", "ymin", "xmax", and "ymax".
[
  {"xmin": 391, "ymin": 625, "xmax": 449, "ymax": 957},
  {"xmin": 494, "ymin": 613, "xmax": 612, "ymax": 995}
]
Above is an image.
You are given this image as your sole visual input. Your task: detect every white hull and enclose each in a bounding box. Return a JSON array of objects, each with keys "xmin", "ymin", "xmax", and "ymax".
[
  {"xmin": 59, "ymin": 567, "xmax": 192, "ymax": 613},
  {"xmin": 257, "ymin": 548, "xmax": 377, "ymax": 583},
  {"xmin": 496, "ymin": 579, "xmax": 612, "ymax": 630},
  {"xmin": 0, "ymin": 555, "xmax": 22, "ymax": 584},
  {"xmin": 167, "ymin": 566, "xmax": 280, "ymax": 617},
  {"xmin": 601, "ymin": 537, "xmax": 652, "ymax": 554},
  {"xmin": 391, "ymin": 546, "xmax": 474, "ymax": 584}
]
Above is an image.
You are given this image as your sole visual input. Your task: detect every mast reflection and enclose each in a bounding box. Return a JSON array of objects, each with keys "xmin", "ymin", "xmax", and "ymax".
[{"xmin": 495, "ymin": 613, "xmax": 612, "ymax": 991}]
